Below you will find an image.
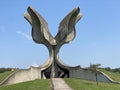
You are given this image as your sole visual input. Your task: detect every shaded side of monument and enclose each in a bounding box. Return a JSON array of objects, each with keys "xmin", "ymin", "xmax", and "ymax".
[{"xmin": 0, "ymin": 6, "xmax": 119, "ymax": 86}]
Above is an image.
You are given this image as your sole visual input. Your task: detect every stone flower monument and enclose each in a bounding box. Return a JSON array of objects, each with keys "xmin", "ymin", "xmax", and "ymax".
[
  {"xmin": 0, "ymin": 6, "xmax": 118, "ymax": 86},
  {"xmin": 24, "ymin": 6, "xmax": 82, "ymax": 78}
]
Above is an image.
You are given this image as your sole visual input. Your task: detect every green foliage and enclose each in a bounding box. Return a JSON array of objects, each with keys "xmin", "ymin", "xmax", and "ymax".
[
  {"xmin": 111, "ymin": 68, "xmax": 120, "ymax": 73},
  {"xmin": 103, "ymin": 67, "xmax": 111, "ymax": 71},
  {"xmin": 0, "ymin": 71, "xmax": 14, "ymax": 83},
  {"xmin": 0, "ymin": 68, "xmax": 12, "ymax": 73},
  {"xmin": 0, "ymin": 79, "xmax": 50, "ymax": 90},
  {"xmin": 64, "ymin": 78, "xmax": 120, "ymax": 90},
  {"xmin": 101, "ymin": 67, "xmax": 120, "ymax": 73},
  {"xmin": 89, "ymin": 64, "xmax": 101, "ymax": 69},
  {"xmin": 89, "ymin": 64, "xmax": 101, "ymax": 85}
]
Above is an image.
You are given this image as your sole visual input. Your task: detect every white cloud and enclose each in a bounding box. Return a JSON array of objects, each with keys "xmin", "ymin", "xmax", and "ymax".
[
  {"xmin": 16, "ymin": 31, "xmax": 32, "ymax": 40},
  {"xmin": 32, "ymin": 64, "xmax": 39, "ymax": 67},
  {"xmin": 27, "ymin": 64, "xmax": 39, "ymax": 68}
]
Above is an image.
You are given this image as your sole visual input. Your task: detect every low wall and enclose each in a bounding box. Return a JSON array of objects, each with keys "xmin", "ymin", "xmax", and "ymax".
[
  {"xmin": 0, "ymin": 66, "xmax": 41, "ymax": 85},
  {"xmin": 1, "ymin": 66, "xmax": 119, "ymax": 86},
  {"xmin": 69, "ymin": 67, "xmax": 118, "ymax": 83}
]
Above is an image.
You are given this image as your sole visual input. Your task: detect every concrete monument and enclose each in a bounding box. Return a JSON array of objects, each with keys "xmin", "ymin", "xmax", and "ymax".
[
  {"xmin": 24, "ymin": 6, "xmax": 82, "ymax": 78},
  {"xmin": 0, "ymin": 6, "xmax": 119, "ymax": 86}
]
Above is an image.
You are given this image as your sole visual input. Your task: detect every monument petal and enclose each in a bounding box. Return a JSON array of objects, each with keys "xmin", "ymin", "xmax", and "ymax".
[
  {"xmin": 55, "ymin": 7, "xmax": 82, "ymax": 45},
  {"xmin": 24, "ymin": 6, "xmax": 56, "ymax": 46}
]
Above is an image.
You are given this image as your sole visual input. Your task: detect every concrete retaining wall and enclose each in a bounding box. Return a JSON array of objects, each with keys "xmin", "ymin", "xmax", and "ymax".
[
  {"xmin": 0, "ymin": 66, "xmax": 41, "ymax": 85},
  {"xmin": 69, "ymin": 67, "xmax": 116, "ymax": 83},
  {"xmin": 1, "ymin": 66, "xmax": 119, "ymax": 86}
]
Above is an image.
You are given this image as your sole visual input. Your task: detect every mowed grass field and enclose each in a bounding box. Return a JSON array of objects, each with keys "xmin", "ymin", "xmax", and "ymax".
[
  {"xmin": 64, "ymin": 78, "xmax": 120, "ymax": 90},
  {"xmin": 65, "ymin": 69, "xmax": 120, "ymax": 90},
  {"xmin": 0, "ymin": 71, "xmax": 14, "ymax": 83},
  {"xmin": 0, "ymin": 79, "xmax": 50, "ymax": 90}
]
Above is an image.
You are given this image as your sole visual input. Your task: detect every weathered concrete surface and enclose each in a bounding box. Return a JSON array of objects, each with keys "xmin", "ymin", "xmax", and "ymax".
[
  {"xmin": 51, "ymin": 78, "xmax": 73, "ymax": 90},
  {"xmin": 24, "ymin": 6, "xmax": 82, "ymax": 78},
  {"xmin": 0, "ymin": 66, "xmax": 41, "ymax": 86},
  {"xmin": 69, "ymin": 67, "xmax": 120, "ymax": 83},
  {"xmin": 0, "ymin": 66, "xmax": 119, "ymax": 86}
]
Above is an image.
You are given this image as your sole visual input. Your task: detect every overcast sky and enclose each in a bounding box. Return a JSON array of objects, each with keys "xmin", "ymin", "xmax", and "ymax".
[{"xmin": 0, "ymin": 0, "xmax": 120, "ymax": 69}]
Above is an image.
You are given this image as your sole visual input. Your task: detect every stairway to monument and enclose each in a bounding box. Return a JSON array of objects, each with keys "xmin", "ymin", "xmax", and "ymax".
[{"xmin": 51, "ymin": 78, "xmax": 73, "ymax": 90}]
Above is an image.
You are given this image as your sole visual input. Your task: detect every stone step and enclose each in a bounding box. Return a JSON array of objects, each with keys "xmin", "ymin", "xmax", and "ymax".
[{"xmin": 51, "ymin": 78, "xmax": 73, "ymax": 90}]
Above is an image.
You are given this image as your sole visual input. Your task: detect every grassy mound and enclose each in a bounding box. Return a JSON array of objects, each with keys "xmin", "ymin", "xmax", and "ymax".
[
  {"xmin": 98, "ymin": 69, "xmax": 120, "ymax": 82},
  {"xmin": 0, "ymin": 71, "xmax": 14, "ymax": 83},
  {"xmin": 65, "ymin": 69, "xmax": 120, "ymax": 90},
  {"xmin": 0, "ymin": 79, "xmax": 50, "ymax": 90},
  {"xmin": 65, "ymin": 78, "xmax": 120, "ymax": 90}
]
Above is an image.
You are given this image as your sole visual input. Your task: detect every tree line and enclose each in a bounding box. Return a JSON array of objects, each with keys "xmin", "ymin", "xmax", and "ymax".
[
  {"xmin": 0, "ymin": 66, "xmax": 120, "ymax": 73},
  {"xmin": 101, "ymin": 67, "xmax": 120, "ymax": 73},
  {"xmin": 0, "ymin": 68, "xmax": 12, "ymax": 73},
  {"xmin": 89, "ymin": 64, "xmax": 120, "ymax": 73}
]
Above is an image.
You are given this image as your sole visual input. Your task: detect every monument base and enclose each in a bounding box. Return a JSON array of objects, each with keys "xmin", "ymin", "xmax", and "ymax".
[{"xmin": 0, "ymin": 65, "xmax": 119, "ymax": 86}]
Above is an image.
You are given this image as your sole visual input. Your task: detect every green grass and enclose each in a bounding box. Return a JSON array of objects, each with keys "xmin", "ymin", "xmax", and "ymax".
[
  {"xmin": 0, "ymin": 71, "xmax": 14, "ymax": 83},
  {"xmin": 98, "ymin": 69, "xmax": 120, "ymax": 82},
  {"xmin": 64, "ymin": 78, "xmax": 120, "ymax": 90},
  {"xmin": 0, "ymin": 79, "xmax": 50, "ymax": 90}
]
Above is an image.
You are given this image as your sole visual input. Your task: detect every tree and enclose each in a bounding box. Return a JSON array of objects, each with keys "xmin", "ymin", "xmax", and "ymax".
[
  {"xmin": 89, "ymin": 64, "xmax": 101, "ymax": 85},
  {"xmin": 0, "ymin": 68, "xmax": 11, "ymax": 73},
  {"xmin": 104, "ymin": 67, "xmax": 111, "ymax": 71}
]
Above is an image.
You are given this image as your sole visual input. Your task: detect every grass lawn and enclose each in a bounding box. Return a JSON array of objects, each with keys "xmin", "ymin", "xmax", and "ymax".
[
  {"xmin": 0, "ymin": 71, "xmax": 14, "ymax": 83},
  {"xmin": 0, "ymin": 79, "xmax": 50, "ymax": 90},
  {"xmin": 64, "ymin": 78, "xmax": 120, "ymax": 90},
  {"xmin": 98, "ymin": 69, "xmax": 120, "ymax": 82}
]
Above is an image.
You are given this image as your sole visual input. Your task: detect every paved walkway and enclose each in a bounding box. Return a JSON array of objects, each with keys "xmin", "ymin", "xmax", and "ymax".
[{"xmin": 51, "ymin": 78, "xmax": 73, "ymax": 90}]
